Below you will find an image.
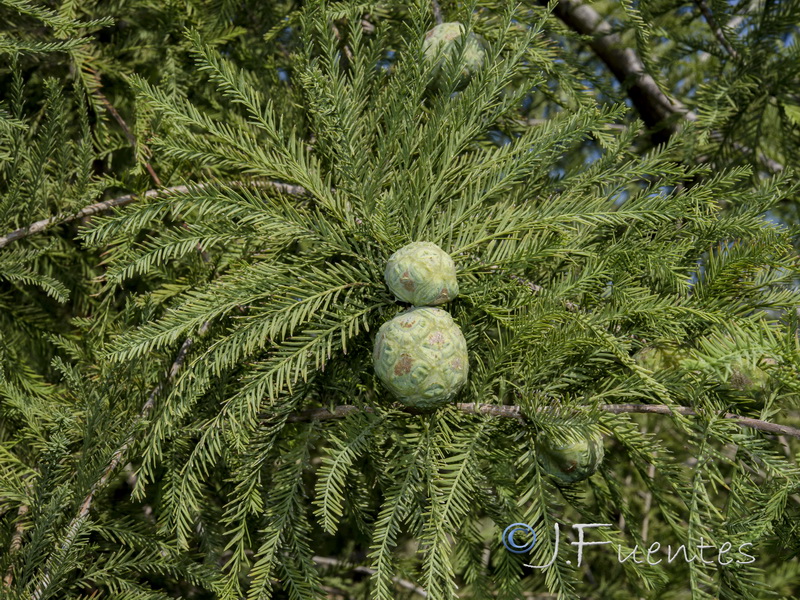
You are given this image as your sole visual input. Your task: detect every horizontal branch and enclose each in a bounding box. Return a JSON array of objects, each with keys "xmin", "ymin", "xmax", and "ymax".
[
  {"xmin": 599, "ymin": 403, "xmax": 800, "ymax": 438},
  {"xmin": 313, "ymin": 555, "xmax": 427, "ymax": 597},
  {"xmin": 285, "ymin": 402, "xmax": 800, "ymax": 438},
  {"xmin": 526, "ymin": 118, "xmax": 628, "ymax": 131},
  {"xmin": 0, "ymin": 180, "xmax": 308, "ymax": 250}
]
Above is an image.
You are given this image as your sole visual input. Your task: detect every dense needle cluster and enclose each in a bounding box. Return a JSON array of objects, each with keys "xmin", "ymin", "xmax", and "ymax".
[{"xmin": 1, "ymin": 1, "xmax": 799, "ymax": 599}]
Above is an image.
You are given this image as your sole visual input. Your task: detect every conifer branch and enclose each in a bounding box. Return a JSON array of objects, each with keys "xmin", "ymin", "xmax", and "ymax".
[
  {"xmin": 467, "ymin": 254, "xmax": 579, "ymax": 311},
  {"xmin": 0, "ymin": 181, "xmax": 307, "ymax": 249},
  {"xmin": 542, "ymin": 0, "xmax": 696, "ymax": 135},
  {"xmin": 284, "ymin": 402, "xmax": 800, "ymax": 438},
  {"xmin": 4, "ymin": 3, "xmax": 799, "ymax": 598},
  {"xmin": 2, "ymin": 504, "xmax": 29, "ymax": 588},
  {"xmin": 288, "ymin": 404, "xmax": 373, "ymax": 422},
  {"xmin": 89, "ymin": 69, "xmax": 161, "ymax": 187},
  {"xmin": 692, "ymin": 0, "xmax": 739, "ymax": 59},
  {"xmin": 526, "ymin": 118, "xmax": 628, "ymax": 131},
  {"xmin": 431, "ymin": 0, "xmax": 444, "ymax": 25},
  {"xmin": 544, "ymin": 0, "xmax": 784, "ymax": 172},
  {"xmin": 28, "ymin": 322, "xmax": 209, "ymax": 600},
  {"xmin": 312, "ymin": 555, "xmax": 428, "ymax": 597},
  {"xmin": 639, "ymin": 422, "xmax": 659, "ymax": 542},
  {"xmin": 321, "ymin": 584, "xmax": 351, "ymax": 598},
  {"xmin": 726, "ymin": 139, "xmax": 785, "ymax": 172},
  {"xmin": 596, "ymin": 403, "xmax": 796, "ymax": 437}
]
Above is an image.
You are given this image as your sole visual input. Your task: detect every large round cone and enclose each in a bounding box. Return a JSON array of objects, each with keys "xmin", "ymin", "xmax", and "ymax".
[{"xmin": 373, "ymin": 307, "xmax": 468, "ymax": 409}]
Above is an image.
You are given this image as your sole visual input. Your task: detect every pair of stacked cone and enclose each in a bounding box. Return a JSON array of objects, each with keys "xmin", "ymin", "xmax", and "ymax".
[
  {"xmin": 371, "ymin": 25, "xmax": 483, "ymax": 408},
  {"xmin": 369, "ymin": 20, "xmax": 481, "ymax": 409},
  {"xmin": 372, "ymin": 242, "xmax": 469, "ymax": 410},
  {"xmin": 372, "ymin": 244, "xmax": 603, "ymax": 483}
]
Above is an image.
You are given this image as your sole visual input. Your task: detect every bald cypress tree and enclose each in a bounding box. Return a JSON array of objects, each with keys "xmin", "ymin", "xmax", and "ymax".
[{"xmin": 1, "ymin": 1, "xmax": 799, "ymax": 599}]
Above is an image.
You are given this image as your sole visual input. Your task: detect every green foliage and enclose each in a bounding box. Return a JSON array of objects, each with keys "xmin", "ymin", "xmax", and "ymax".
[{"xmin": 1, "ymin": 1, "xmax": 800, "ymax": 599}]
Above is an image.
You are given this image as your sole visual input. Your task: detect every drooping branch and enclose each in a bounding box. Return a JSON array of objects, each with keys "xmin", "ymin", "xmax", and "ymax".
[
  {"xmin": 0, "ymin": 180, "xmax": 307, "ymax": 250},
  {"xmin": 284, "ymin": 402, "xmax": 800, "ymax": 438},
  {"xmin": 28, "ymin": 322, "xmax": 209, "ymax": 600},
  {"xmin": 90, "ymin": 69, "xmax": 162, "ymax": 188},
  {"xmin": 542, "ymin": 0, "xmax": 696, "ymax": 138}
]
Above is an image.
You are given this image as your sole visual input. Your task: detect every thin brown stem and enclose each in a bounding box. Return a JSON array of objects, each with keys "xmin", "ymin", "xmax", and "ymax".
[
  {"xmin": 526, "ymin": 118, "xmax": 629, "ymax": 131},
  {"xmin": 89, "ymin": 69, "xmax": 161, "ymax": 187},
  {"xmin": 320, "ymin": 584, "xmax": 351, "ymax": 599},
  {"xmin": 330, "ymin": 21, "xmax": 354, "ymax": 62},
  {"xmin": 599, "ymin": 403, "xmax": 800, "ymax": 437},
  {"xmin": 431, "ymin": 0, "xmax": 444, "ymax": 25},
  {"xmin": 283, "ymin": 402, "xmax": 800, "ymax": 439},
  {"xmin": 0, "ymin": 180, "xmax": 307, "ymax": 250},
  {"xmin": 3, "ymin": 504, "xmax": 29, "ymax": 588},
  {"xmin": 640, "ymin": 421, "xmax": 660, "ymax": 542},
  {"xmin": 692, "ymin": 0, "xmax": 739, "ymax": 59},
  {"xmin": 466, "ymin": 254, "xmax": 579, "ymax": 311}
]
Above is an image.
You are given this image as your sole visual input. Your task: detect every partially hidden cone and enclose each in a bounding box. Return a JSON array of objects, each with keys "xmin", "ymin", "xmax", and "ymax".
[
  {"xmin": 536, "ymin": 429, "xmax": 604, "ymax": 484},
  {"xmin": 373, "ymin": 307, "xmax": 468, "ymax": 409},
  {"xmin": 423, "ymin": 22, "xmax": 486, "ymax": 92},
  {"xmin": 636, "ymin": 344, "xmax": 774, "ymax": 395}
]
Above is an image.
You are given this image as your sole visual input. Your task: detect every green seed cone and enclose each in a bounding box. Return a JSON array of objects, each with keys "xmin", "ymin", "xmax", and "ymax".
[
  {"xmin": 536, "ymin": 430, "xmax": 604, "ymax": 484},
  {"xmin": 634, "ymin": 345, "xmax": 686, "ymax": 372},
  {"xmin": 384, "ymin": 241, "xmax": 458, "ymax": 306},
  {"xmin": 373, "ymin": 307, "xmax": 468, "ymax": 409},
  {"xmin": 636, "ymin": 344, "xmax": 774, "ymax": 394},
  {"xmin": 727, "ymin": 358, "xmax": 771, "ymax": 391},
  {"xmin": 423, "ymin": 22, "xmax": 486, "ymax": 92}
]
